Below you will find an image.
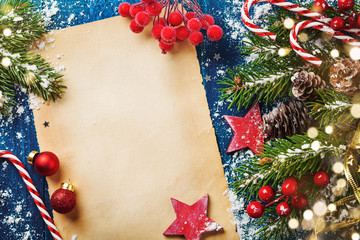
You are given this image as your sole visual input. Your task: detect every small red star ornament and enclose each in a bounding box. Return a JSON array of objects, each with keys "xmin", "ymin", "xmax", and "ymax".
[
  {"xmin": 163, "ymin": 194, "xmax": 223, "ymax": 240},
  {"xmin": 224, "ymin": 102, "xmax": 265, "ymax": 154}
]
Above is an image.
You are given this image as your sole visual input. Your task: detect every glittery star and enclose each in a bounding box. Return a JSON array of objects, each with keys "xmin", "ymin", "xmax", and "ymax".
[
  {"xmin": 214, "ymin": 53, "xmax": 221, "ymax": 61},
  {"xmin": 163, "ymin": 195, "xmax": 222, "ymax": 240},
  {"xmin": 224, "ymin": 102, "xmax": 265, "ymax": 154},
  {"xmin": 204, "ymin": 75, "xmax": 211, "ymax": 82},
  {"xmin": 348, "ymin": 154, "xmax": 354, "ymax": 166},
  {"xmin": 43, "ymin": 121, "xmax": 50, "ymax": 128}
]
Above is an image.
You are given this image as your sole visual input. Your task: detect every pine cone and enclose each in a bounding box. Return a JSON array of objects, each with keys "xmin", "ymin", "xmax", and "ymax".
[
  {"xmin": 262, "ymin": 100, "xmax": 311, "ymax": 140},
  {"xmin": 291, "ymin": 71, "xmax": 327, "ymax": 101},
  {"xmin": 330, "ymin": 58, "xmax": 360, "ymax": 96}
]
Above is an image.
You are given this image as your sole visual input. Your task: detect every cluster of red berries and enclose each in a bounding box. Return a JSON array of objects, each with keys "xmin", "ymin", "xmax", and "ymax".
[
  {"xmin": 313, "ymin": 0, "xmax": 359, "ymax": 31},
  {"xmin": 246, "ymin": 171, "xmax": 330, "ymax": 218},
  {"xmin": 118, "ymin": 1, "xmax": 223, "ymax": 54}
]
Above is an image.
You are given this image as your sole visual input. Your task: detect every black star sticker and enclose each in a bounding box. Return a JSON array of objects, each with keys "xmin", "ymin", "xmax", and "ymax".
[{"xmin": 43, "ymin": 121, "xmax": 50, "ymax": 128}]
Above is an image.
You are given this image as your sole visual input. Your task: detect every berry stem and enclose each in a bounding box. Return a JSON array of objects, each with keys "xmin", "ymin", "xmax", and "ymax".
[
  {"xmin": 328, "ymin": 6, "xmax": 352, "ymax": 17},
  {"xmin": 265, "ymin": 194, "xmax": 286, "ymax": 208}
]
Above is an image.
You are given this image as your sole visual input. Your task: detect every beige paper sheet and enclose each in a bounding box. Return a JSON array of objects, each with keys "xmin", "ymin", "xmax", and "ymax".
[{"xmin": 33, "ymin": 16, "xmax": 239, "ymax": 240}]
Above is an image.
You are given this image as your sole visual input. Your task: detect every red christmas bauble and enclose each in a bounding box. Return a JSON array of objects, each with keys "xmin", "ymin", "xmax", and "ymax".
[
  {"xmin": 152, "ymin": 24, "xmax": 164, "ymax": 40},
  {"xmin": 282, "ymin": 177, "xmax": 298, "ymax": 196},
  {"xmin": 159, "ymin": 41, "xmax": 174, "ymax": 54},
  {"xmin": 31, "ymin": 151, "xmax": 59, "ymax": 176},
  {"xmin": 176, "ymin": 26, "xmax": 190, "ymax": 41},
  {"xmin": 169, "ymin": 11, "xmax": 183, "ymax": 26},
  {"xmin": 331, "ymin": 16, "xmax": 346, "ymax": 31},
  {"xmin": 276, "ymin": 202, "xmax": 291, "ymax": 217},
  {"xmin": 207, "ymin": 25, "xmax": 223, "ymax": 41},
  {"xmin": 118, "ymin": 2, "xmax": 131, "ymax": 17},
  {"xmin": 146, "ymin": 1, "xmax": 162, "ymax": 16},
  {"xmin": 129, "ymin": 19, "xmax": 144, "ymax": 33},
  {"xmin": 291, "ymin": 193, "xmax": 307, "ymax": 209},
  {"xmin": 200, "ymin": 14, "xmax": 215, "ymax": 30},
  {"xmin": 135, "ymin": 11, "xmax": 151, "ymax": 27},
  {"xmin": 246, "ymin": 201, "xmax": 265, "ymax": 218},
  {"xmin": 50, "ymin": 183, "xmax": 76, "ymax": 214},
  {"xmin": 189, "ymin": 31, "xmax": 204, "ymax": 46},
  {"xmin": 258, "ymin": 186, "xmax": 275, "ymax": 202},
  {"xmin": 129, "ymin": 4, "xmax": 145, "ymax": 18},
  {"xmin": 161, "ymin": 26, "xmax": 176, "ymax": 43},
  {"xmin": 314, "ymin": 171, "xmax": 330, "ymax": 187},
  {"xmin": 313, "ymin": 0, "xmax": 329, "ymax": 13},
  {"xmin": 187, "ymin": 18, "xmax": 202, "ymax": 32},
  {"xmin": 338, "ymin": 0, "xmax": 354, "ymax": 11}
]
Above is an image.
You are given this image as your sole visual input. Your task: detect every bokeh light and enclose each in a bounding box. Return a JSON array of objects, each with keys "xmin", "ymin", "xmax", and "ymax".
[{"xmin": 308, "ymin": 127, "xmax": 318, "ymax": 139}]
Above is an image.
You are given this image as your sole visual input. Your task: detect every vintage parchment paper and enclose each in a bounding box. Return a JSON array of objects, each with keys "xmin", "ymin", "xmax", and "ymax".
[{"xmin": 34, "ymin": 16, "xmax": 239, "ymax": 240}]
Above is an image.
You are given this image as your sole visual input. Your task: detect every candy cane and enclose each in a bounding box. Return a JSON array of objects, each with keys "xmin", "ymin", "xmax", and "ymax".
[
  {"xmin": 290, "ymin": 20, "xmax": 360, "ymax": 67},
  {"xmin": 0, "ymin": 151, "xmax": 62, "ymax": 240},
  {"xmin": 241, "ymin": 0, "xmax": 360, "ymax": 41}
]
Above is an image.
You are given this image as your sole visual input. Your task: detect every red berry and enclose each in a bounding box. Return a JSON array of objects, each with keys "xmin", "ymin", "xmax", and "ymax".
[
  {"xmin": 176, "ymin": 26, "xmax": 190, "ymax": 41},
  {"xmin": 338, "ymin": 0, "xmax": 354, "ymax": 11},
  {"xmin": 314, "ymin": 171, "xmax": 330, "ymax": 187},
  {"xmin": 331, "ymin": 17, "xmax": 346, "ymax": 31},
  {"xmin": 291, "ymin": 193, "xmax": 307, "ymax": 209},
  {"xmin": 189, "ymin": 31, "xmax": 204, "ymax": 46},
  {"xmin": 152, "ymin": 24, "xmax": 164, "ymax": 40},
  {"xmin": 200, "ymin": 14, "xmax": 215, "ymax": 30},
  {"xmin": 313, "ymin": 0, "xmax": 329, "ymax": 13},
  {"xmin": 282, "ymin": 177, "xmax": 298, "ymax": 196},
  {"xmin": 187, "ymin": 18, "xmax": 202, "ymax": 32},
  {"xmin": 118, "ymin": 2, "xmax": 131, "ymax": 17},
  {"xmin": 140, "ymin": 0, "xmax": 153, "ymax": 3},
  {"xmin": 130, "ymin": 4, "xmax": 145, "ymax": 18},
  {"xmin": 135, "ymin": 11, "xmax": 151, "ymax": 27},
  {"xmin": 159, "ymin": 41, "xmax": 174, "ymax": 54},
  {"xmin": 246, "ymin": 201, "xmax": 265, "ymax": 218},
  {"xmin": 146, "ymin": 1, "xmax": 162, "ymax": 16},
  {"xmin": 185, "ymin": 12, "xmax": 196, "ymax": 21},
  {"xmin": 207, "ymin": 25, "xmax": 223, "ymax": 41},
  {"xmin": 161, "ymin": 26, "xmax": 176, "ymax": 43},
  {"xmin": 158, "ymin": 17, "xmax": 165, "ymax": 26},
  {"xmin": 169, "ymin": 11, "xmax": 183, "ymax": 26},
  {"xmin": 348, "ymin": 13, "xmax": 359, "ymax": 27},
  {"xmin": 276, "ymin": 202, "xmax": 291, "ymax": 217},
  {"xmin": 129, "ymin": 19, "xmax": 144, "ymax": 33},
  {"xmin": 258, "ymin": 186, "xmax": 275, "ymax": 202}
]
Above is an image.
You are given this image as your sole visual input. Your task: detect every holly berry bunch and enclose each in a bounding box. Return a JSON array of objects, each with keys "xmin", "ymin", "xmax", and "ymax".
[
  {"xmin": 313, "ymin": 0, "xmax": 359, "ymax": 31},
  {"xmin": 118, "ymin": 0, "xmax": 223, "ymax": 54},
  {"xmin": 246, "ymin": 171, "xmax": 330, "ymax": 219}
]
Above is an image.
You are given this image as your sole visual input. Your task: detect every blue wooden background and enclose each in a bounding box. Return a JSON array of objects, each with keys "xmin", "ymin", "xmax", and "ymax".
[{"xmin": 0, "ymin": 0, "xmax": 288, "ymax": 239}]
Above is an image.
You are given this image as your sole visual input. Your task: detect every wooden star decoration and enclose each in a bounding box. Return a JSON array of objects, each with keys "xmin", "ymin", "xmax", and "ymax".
[
  {"xmin": 223, "ymin": 102, "xmax": 265, "ymax": 154},
  {"xmin": 163, "ymin": 195, "xmax": 222, "ymax": 240}
]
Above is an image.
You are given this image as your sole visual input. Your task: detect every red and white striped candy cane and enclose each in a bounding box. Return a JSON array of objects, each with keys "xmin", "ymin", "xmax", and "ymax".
[
  {"xmin": 241, "ymin": 0, "xmax": 360, "ymax": 40},
  {"xmin": 290, "ymin": 20, "xmax": 360, "ymax": 67},
  {"xmin": 0, "ymin": 151, "xmax": 62, "ymax": 240}
]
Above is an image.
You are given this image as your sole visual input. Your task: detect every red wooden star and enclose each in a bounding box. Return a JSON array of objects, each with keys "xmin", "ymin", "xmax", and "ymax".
[
  {"xmin": 163, "ymin": 195, "xmax": 222, "ymax": 240},
  {"xmin": 224, "ymin": 102, "xmax": 265, "ymax": 154}
]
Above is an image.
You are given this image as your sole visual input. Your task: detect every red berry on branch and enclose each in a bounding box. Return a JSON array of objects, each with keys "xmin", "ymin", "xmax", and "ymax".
[
  {"xmin": 338, "ymin": 0, "xmax": 354, "ymax": 11},
  {"xmin": 140, "ymin": 0, "xmax": 153, "ymax": 3},
  {"xmin": 331, "ymin": 16, "xmax": 346, "ymax": 31},
  {"xmin": 207, "ymin": 25, "xmax": 223, "ymax": 41},
  {"xmin": 161, "ymin": 26, "xmax": 176, "ymax": 43},
  {"xmin": 246, "ymin": 201, "xmax": 265, "ymax": 218},
  {"xmin": 291, "ymin": 193, "xmax": 307, "ymax": 209},
  {"xmin": 282, "ymin": 177, "xmax": 298, "ymax": 196},
  {"xmin": 313, "ymin": 0, "xmax": 329, "ymax": 13},
  {"xmin": 169, "ymin": 11, "xmax": 183, "ymax": 26},
  {"xmin": 129, "ymin": 19, "xmax": 144, "ymax": 33},
  {"xmin": 129, "ymin": 4, "xmax": 145, "ymax": 18},
  {"xmin": 159, "ymin": 41, "xmax": 174, "ymax": 54},
  {"xmin": 176, "ymin": 26, "xmax": 190, "ymax": 41},
  {"xmin": 187, "ymin": 18, "xmax": 202, "ymax": 32},
  {"xmin": 156, "ymin": 17, "xmax": 165, "ymax": 26},
  {"xmin": 185, "ymin": 12, "xmax": 196, "ymax": 21},
  {"xmin": 314, "ymin": 171, "xmax": 330, "ymax": 187},
  {"xmin": 276, "ymin": 202, "xmax": 291, "ymax": 217},
  {"xmin": 152, "ymin": 24, "xmax": 164, "ymax": 40},
  {"xmin": 189, "ymin": 31, "xmax": 204, "ymax": 46},
  {"xmin": 348, "ymin": 13, "xmax": 359, "ymax": 27},
  {"xmin": 146, "ymin": 1, "xmax": 162, "ymax": 16},
  {"xmin": 200, "ymin": 14, "xmax": 215, "ymax": 30},
  {"xmin": 118, "ymin": 2, "xmax": 131, "ymax": 17},
  {"xmin": 135, "ymin": 11, "xmax": 151, "ymax": 27},
  {"xmin": 258, "ymin": 186, "xmax": 275, "ymax": 202}
]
